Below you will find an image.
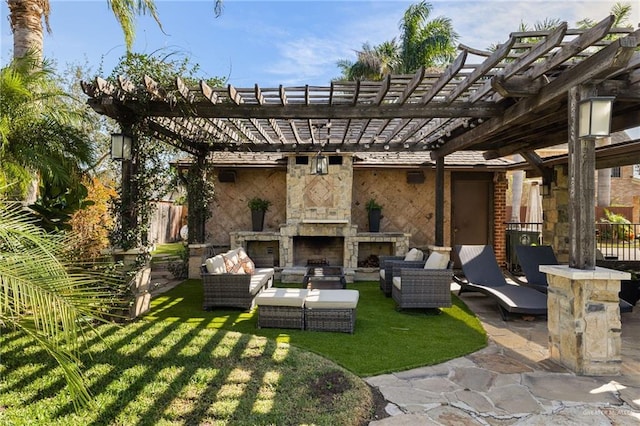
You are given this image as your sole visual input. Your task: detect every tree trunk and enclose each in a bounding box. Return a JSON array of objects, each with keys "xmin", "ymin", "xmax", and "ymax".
[
  {"xmin": 596, "ymin": 137, "xmax": 612, "ymax": 207},
  {"xmin": 8, "ymin": 0, "xmax": 49, "ymax": 60},
  {"xmin": 8, "ymin": 0, "xmax": 50, "ymax": 203},
  {"xmin": 510, "ymin": 154, "xmax": 524, "ymax": 222}
]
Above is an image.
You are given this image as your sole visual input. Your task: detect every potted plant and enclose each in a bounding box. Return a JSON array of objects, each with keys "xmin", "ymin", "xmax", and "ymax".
[
  {"xmin": 366, "ymin": 198, "xmax": 383, "ymax": 232},
  {"xmin": 248, "ymin": 197, "xmax": 272, "ymax": 231}
]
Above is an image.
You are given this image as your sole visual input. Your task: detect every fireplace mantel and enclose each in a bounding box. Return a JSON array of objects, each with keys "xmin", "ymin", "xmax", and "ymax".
[{"xmin": 300, "ymin": 219, "xmax": 349, "ymax": 224}]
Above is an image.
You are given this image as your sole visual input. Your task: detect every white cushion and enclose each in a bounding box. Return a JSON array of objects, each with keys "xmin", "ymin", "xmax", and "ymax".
[
  {"xmin": 403, "ymin": 248, "xmax": 423, "ymax": 261},
  {"xmin": 305, "ymin": 289, "xmax": 359, "ymax": 309},
  {"xmin": 255, "ymin": 288, "xmax": 308, "ymax": 307},
  {"xmin": 424, "ymin": 251, "xmax": 449, "ymax": 270},
  {"xmin": 392, "ymin": 276, "xmax": 402, "ymax": 290},
  {"xmin": 205, "ymin": 255, "xmax": 226, "ymax": 274},
  {"xmin": 379, "ymin": 269, "xmax": 386, "ymax": 280}
]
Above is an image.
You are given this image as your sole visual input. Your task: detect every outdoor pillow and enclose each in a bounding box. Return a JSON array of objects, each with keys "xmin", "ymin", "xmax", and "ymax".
[
  {"xmin": 424, "ymin": 251, "xmax": 449, "ymax": 269},
  {"xmin": 404, "ymin": 248, "xmax": 423, "ymax": 261},
  {"xmin": 205, "ymin": 255, "xmax": 226, "ymax": 274},
  {"xmin": 223, "ymin": 249, "xmax": 245, "ymax": 274},
  {"xmin": 237, "ymin": 247, "xmax": 256, "ymax": 274}
]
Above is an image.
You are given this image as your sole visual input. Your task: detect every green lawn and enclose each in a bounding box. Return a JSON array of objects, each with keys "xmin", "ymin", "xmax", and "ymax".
[
  {"xmin": 148, "ymin": 280, "xmax": 487, "ymax": 376},
  {"xmin": 0, "ymin": 281, "xmax": 486, "ymax": 425}
]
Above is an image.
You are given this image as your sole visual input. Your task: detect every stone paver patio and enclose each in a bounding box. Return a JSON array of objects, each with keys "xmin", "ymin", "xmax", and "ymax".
[{"xmin": 367, "ymin": 285, "xmax": 640, "ymax": 425}]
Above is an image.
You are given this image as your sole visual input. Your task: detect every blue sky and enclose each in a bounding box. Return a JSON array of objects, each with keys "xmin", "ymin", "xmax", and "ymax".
[{"xmin": 1, "ymin": 1, "xmax": 636, "ymax": 88}]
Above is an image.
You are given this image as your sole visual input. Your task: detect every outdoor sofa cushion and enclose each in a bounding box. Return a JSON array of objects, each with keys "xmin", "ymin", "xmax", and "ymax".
[
  {"xmin": 255, "ymin": 288, "xmax": 309, "ymax": 307},
  {"xmin": 205, "ymin": 254, "xmax": 226, "ymax": 274},
  {"xmin": 304, "ymin": 289, "xmax": 359, "ymax": 309},
  {"xmin": 424, "ymin": 251, "xmax": 449, "ymax": 269},
  {"xmin": 404, "ymin": 248, "xmax": 424, "ymax": 261}
]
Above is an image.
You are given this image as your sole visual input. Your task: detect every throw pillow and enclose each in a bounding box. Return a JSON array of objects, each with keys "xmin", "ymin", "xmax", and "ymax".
[
  {"xmin": 424, "ymin": 251, "xmax": 449, "ymax": 269},
  {"xmin": 205, "ymin": 255, "xmax": 227, "ymax": 274},
  {"xmin": 223, "ymin": 250, "xmax": 245, "ymax": 274},
  {"xmin": 403, "ymin": 248, "xmax": 423, "ymax": 261},
  {"xmin": 237, "ymin": 247, "xmax": 256, "ymax": 274}
]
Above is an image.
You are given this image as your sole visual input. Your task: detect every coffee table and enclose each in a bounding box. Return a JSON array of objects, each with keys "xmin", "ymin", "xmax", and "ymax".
[{"xmin": 303, "ymin": 266, "xmax": 346, "ymax": 290}]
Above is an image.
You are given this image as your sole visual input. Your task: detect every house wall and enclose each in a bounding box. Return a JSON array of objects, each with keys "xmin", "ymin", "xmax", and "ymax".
[
  {"xmin": 206, "ymin": 165, "xmax": 454, "ymax": 250},
  {"xmin": 610, "ymin": 165, "xmax": 640, "ymax": 208},
  {"xmin": 206, "ymin": 168, "xmax": 287, "ymax": 247},
  {"xmin": 351, "ymin": 168, "xmax": 452, "ymax": 249}
]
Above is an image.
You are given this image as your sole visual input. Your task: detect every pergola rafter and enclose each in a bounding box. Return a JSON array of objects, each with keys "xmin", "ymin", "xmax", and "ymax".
[{"xmin": 81, "ymin": 16, "xmax": 639, "ymax": 158}]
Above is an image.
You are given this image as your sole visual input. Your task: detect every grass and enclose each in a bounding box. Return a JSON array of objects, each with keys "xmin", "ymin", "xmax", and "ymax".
[
  {"xmin": 148, "ymin": 280, "xmax": 487, "ymax": 376},
  {"xmin": 152, "ymin": 242, "xmax": 186, "ymax": 258},
  {"xmin": 0, "ymin": 281, "xmax": 487, "ymax": 425}
]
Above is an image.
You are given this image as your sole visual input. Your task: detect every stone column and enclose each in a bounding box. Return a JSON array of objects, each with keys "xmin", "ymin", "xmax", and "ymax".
[
  {"xmin": 541, "ymin": 264, "xmax": 630, "ymax": 376},
  {"xmin": 188, "ymin": 243, "xmax": 214, "ymax": 279}
]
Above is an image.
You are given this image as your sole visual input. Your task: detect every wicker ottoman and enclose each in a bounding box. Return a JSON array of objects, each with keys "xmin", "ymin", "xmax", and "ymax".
[
  {"xmin": 304, "ymin": 289, "xmax": 359, "ymax": 333},
  {"xmin": 255, "ymin": 288, "xmax": 308, "ymax": 329}
]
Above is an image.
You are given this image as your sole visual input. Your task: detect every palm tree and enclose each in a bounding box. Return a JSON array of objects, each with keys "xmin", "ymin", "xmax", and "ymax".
[
  {"xmin": 337, "ymin": 1, "xmax": 458, "ymax": 80},
  {"xmin": 0, "ymin": 54, "xmax": 94, "ymax": 202},
  {"xmin": 0, "ymin": 202, "xmax": 116, "ymax": 409},
  {"xmin": 7, "ymin": 0, "xmax": 223, "ymax": 60}
]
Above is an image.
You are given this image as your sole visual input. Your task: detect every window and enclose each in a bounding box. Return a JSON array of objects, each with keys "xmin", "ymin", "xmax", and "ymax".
[
  {"xmin": 611, "ymin": 167, "xmax": 621, "ymax": 178},
  {"xmin": 634, "ymin": 165, "xmax": 640, "ymax": 178}
]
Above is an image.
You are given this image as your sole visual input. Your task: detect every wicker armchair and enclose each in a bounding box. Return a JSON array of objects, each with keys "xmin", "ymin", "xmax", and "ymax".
[
  {"xmin": 391, "ymin": 262, "xmax": 453, "ymax": 309},
  {"xmin": 379, "ymin": 254, "xmax": 425, "ymax": 296}
]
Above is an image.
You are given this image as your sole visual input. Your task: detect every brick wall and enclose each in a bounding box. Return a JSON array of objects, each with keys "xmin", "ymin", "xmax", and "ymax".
[{"xmin": 493, "ymin": 172, "xmax": 508, "ymax": 267}]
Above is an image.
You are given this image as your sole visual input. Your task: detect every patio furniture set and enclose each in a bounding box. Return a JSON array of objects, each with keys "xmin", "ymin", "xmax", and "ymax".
[{"xmin": 201, "ymin": 248, "xmax": 359, "ymax": 333}]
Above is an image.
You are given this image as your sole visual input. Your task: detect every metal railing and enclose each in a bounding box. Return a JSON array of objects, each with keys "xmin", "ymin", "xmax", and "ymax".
[
  {"xmin": 504, "ymin": 222, "xmax": 640, "ymax": 263},
  {"xmin": 596, "ymin": 223, "xmax": 640, "ymax": 261}
]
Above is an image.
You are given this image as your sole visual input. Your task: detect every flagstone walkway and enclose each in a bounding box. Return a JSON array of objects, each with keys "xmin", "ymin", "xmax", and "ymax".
[{"xmin": 367, "ymin": 289, "xmax": 640, "ymax": 425}]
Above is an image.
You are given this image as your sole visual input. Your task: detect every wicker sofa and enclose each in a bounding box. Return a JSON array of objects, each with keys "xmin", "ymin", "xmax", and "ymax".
[
  {"xmin": 201, "ymin": 248, "xmax": 274, "ymax": 310},
  {"xmin": 391, "ymin": 251, "xmax": 452, "ymax": 310}
]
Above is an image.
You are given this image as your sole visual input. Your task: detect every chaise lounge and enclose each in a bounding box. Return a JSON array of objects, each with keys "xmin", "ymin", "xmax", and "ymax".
[
  {"xmin": 454, "ymin": 245, "xmax": 547, "ymax": 321},
  {"xmin": 514, "ymin": 244, "xmax": 633, "ymax": 313}
]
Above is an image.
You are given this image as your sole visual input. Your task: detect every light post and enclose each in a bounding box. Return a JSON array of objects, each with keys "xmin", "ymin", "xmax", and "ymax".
[{"xmin": 110, "ymin": 130, "xmax": 136, "ymax": 250}]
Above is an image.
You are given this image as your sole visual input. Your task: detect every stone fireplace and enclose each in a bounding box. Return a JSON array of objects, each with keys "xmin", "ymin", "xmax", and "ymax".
[
  {"xmin": 293, "ymin": 236, "xmax": 344, "ymax": 266},
  {"xmin": 229, "ymin": 153, "xmax": 410, "ymax": 271}
]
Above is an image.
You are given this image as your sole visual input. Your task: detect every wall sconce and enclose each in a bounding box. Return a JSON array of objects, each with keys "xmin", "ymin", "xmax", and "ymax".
[
  {"xmin": 111, "ymin": 133, "xmax": 132, "ymax": 160},
  {"xmin": 578, "ymin": 96, "xmax": 614, "ymax": 139},
  {"xmin": 310, "ymin": 152, "xmax": 328, "ymax": 175}
]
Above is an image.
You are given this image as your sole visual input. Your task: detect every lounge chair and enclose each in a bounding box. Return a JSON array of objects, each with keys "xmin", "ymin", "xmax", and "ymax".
[
  {"xmin": 454, "ymin": 245, "xmax": 547, "ymax": 321},
  {"xmin": 514, "ymin": 245, "xmax": 633, "ymax": 313},
  {"xmin": 379, "ymin": 248, "xmax": 425, "ymax": 296},
  {"xmin": 391, "ymin": 251, "xmax": 453, "ymax": 310}
]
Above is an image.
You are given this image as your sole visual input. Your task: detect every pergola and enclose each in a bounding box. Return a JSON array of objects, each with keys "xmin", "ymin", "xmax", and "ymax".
[{"xmin": 82, "ymin": 15, "xmax": 640, "ymax": 269}]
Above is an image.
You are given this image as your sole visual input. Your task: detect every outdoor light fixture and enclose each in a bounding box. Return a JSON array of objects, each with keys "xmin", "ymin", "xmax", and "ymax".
[
  {"xmin": 111, "ymin": 133, "xmax": 132, "ymax": 160},
  {"xmin": 578, "ymin": 96, "xmax": 615, "ymax": 139},
  {"xmin": 310, "ymin": 152, "xmax": 328, "ymax": 175}
]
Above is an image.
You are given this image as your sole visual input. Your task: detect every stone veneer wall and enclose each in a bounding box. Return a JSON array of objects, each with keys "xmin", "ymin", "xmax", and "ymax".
[
  {"xmin": 543, "ymin": 265, "xmax": 628, "ymax": 376},
  {"xmin": 286, "ymin": 155, "xmax": 352, "ymax": 222},
  {"xmin": 542, "ymin": 165, "xmax": 570, "ymax": 263}
]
